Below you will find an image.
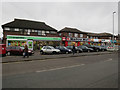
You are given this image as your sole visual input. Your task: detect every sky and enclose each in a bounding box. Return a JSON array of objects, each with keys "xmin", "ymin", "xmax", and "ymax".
[{"xmin": 0, "ymin": 0, "xmax": 119, "ymax": 38}]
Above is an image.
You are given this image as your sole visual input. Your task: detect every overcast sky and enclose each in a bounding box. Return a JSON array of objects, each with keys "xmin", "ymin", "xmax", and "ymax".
[{"xmin": 0, "ymin": 1, "xmax": 119, "ymax": 38}]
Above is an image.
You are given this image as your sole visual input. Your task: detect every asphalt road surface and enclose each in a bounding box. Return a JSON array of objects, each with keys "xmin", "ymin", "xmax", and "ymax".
[{"xmin": 2, "ymin": 53, "xmax": 118, "ymax": 88}]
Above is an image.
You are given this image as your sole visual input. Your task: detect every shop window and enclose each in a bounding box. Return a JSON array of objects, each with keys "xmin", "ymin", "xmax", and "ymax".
[
  {"xmin": 38, "ymin": 31, "xmax": 42, "ymax": 35},
  {"xmin": 4, "ymin": 27, "xmax": 10, "ymax": 31},
  {"xmin": 80, "ymin": 34, "xmax": 83, "ymax": 38},
  {"xmin": 75, "ymin": 33, "xmax": 78, "ymax": 37}
]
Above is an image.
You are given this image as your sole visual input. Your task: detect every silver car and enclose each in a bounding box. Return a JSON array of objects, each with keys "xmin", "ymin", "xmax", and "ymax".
[{"xmin": 40, "ymin": 46, "xmax": 60, "ymax": 54}]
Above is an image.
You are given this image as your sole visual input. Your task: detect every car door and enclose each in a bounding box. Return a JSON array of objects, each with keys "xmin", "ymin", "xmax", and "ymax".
[
  {"xmin": 11, "ymin": 46, "xmax": 16, "ymax": 55},
  {"xmin": 15, "ymin": 47, "xmax": 21, "ymax": 55},
  {"xmin": 46, "ymin": 47, "xmax": 52, "ymax": 53}
]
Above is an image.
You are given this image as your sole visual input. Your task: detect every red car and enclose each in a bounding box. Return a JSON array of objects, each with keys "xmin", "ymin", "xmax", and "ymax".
[
  {"xmin": 0, "ymin": 44, "xmax": 6, "ymax": 57},
  {"xmin": 6, "ymin": 46, "xmax": 34, "ymax": 56}
]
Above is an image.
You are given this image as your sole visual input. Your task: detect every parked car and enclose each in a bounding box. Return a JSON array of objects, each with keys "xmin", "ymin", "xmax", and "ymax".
[
  {"xmin": 107, "ymin": 45, "xmax": 118, "ymax": 51},
  {"xmin": 0, "ymin": 44, "xmax": 6, "ymax": 57},
  {"xmin": 6, "ymin": 46, "xmax": 34, "ymax": 56},
  {"xmin": 100, "ymin": 45, "xmax": 107, "ymax": 51},
  {"xmin": 40, "ymin": 46, "xmax": 60, "ymax": 54},
  {"xmin": 84, "ymin": 44, "xmax": 100, "ymax": 52},
  {"xmin": 66, "ymin": 46, "xmax": 83, "ymax": 53},
  {"xmin": 77, "ymin": 45, "xmax": 94, "ymax": 52},
  {"xmin": 55, "ymin": 46, "xmax": 72, "ymax": 54}
]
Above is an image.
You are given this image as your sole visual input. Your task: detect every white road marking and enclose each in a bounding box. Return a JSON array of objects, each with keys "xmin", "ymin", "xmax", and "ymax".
[
  {"xmin": 36, "ymin": 64, "xmax": 85, "ymax": 73},
  {"xmin": 104, "ymin": 58, "xmax": 113, "ymax": 62}
]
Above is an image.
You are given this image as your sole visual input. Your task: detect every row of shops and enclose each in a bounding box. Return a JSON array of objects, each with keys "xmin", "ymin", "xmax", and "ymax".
[
  {"xmin": 62, "ymin": 37, "xmax": 117, "ymax": 46},
  {"xmin": 6, "ymin": 35, "xmax": 117, "ymax": 50}
]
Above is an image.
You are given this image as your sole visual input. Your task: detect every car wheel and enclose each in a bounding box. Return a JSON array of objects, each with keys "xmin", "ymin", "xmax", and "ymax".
[
  {"xmin": 40, "ymin": 51, "xmax": 44, "ymax": 55},
  {"xmin": 52, "ymin": 51, "xmax": 56, "ymax": 54},
  {"xmin": 77, "ymin": 51, "xmax": 79, "ymax": 53},
  {"xmin": 66, "ymin": 52, "xmax": 68, "ymax": 54},
  {"xmin": 96, "ymin": 49, "xmax": 99, "ymax": 52},
  {"xmin": 88, "ymin": 50, "xmax": 90, "ymax": 52},
  {"xmin": 7, "ymin": 52, "xmax": 11, "ymax": 56}
]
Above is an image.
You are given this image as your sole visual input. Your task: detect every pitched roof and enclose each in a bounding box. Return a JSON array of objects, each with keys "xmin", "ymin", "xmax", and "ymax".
[
  {"xmin": 59, "ymin": 27, "xmax": 87, "ymax": 34},
  {"xmin": 2, "ymin": 19, "xmax": 57, "ymax": 31},
  {"xmin": 87, "ymin": 32, "xmax": 113, "ymax": 37}
]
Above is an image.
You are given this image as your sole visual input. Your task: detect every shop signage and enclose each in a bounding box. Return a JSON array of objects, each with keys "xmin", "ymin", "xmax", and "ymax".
[
  {"xmin": 101, "ymin": 39, "xmax": 111, "ymax": 42},
  {"xmin": 68, "ymin": 37, "xmax": 88, "ymax": 41},
  {"xmin": 7, "ymin": 35, "xmax": 62, "ymax": 41}
]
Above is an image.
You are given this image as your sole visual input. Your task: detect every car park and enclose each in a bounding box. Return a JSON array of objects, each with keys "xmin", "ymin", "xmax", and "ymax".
[
  {"xmin": 40, "ymin": 46, "xmax": 60, "ymax": 54},
  {"xmin": 77, "ymin": 45, "xmax": 94, "ymax": 52},
  {"xmin": 56, "ymin": 46, "xmax": 72, "ymax": 54},
  {"xmin": 6, "ymin": 46, "xmax": 34, "ymax": 56},
  {"xmin": 66, "ymin": 46, "xmax": 83, "ymax": 53}
]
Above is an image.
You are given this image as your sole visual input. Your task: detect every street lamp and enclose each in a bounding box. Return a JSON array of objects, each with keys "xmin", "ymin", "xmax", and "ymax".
[{"xmin": 112, "ymin": 11, "xmax": 116, "ymax": 44}]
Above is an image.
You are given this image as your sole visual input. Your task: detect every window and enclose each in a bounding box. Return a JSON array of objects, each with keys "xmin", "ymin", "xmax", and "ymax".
[
  {"xmin": 69, "ymin": 33, "xmax": 72, "ymax": 37},
  {"xmin": 42, "ymin": 31, "xmax": 45, "ymax": 35},
  {"xmin": 4, "ymin": 27, "xmax": 10, "ymax": 31},
  {"xmin": 46, "ymin": 31, "xmax": 49, "ymax": 33},
  {"xmin": 35, "ymin": 30, "xmax": 38, "ymax": 32},
  {"xmin": 75, "ymin": 33, "xmax": 78, "ymax": 37},
  {"xmin": 14, "ymin": 28, "xmax": 19, "ymax": 31},
  {"xmin": 32, "ymin": 30, "xmax": 35, "ymax": 32},
  {"xmin": 59, "ymin": 33, "xmax": 61, "ymax": 36},
  {"xmin": 50, "ymin": 31, "xmax": 56, "ymax": 34},
  {"xmin": 27, "ymin": 29, "xmax": 31, "ymax": 35},
  {"xmin": 38, "ymin": 31, "xmax": 42, "ymax": 35},
  {"xmin": 80, "ymin": 34, "xmax": 83, "ymax": 38}
]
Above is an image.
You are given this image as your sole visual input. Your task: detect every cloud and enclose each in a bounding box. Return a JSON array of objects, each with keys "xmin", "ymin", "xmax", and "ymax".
[{"xmin": 1, "ymin": 2, "xmax": 118, "ymax": 37}]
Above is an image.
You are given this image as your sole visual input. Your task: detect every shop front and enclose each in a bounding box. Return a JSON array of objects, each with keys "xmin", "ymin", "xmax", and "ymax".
[
  {"xmin": 87, "ymin": 39, "xmax": 115, "ymax": 46},
  {"xmin": 62, "ymin": 37, "xmax": 88, "ymax": 47},
  {"xmin": 7, "ymin": 35, "xmax": 62, "ymax": 50}
]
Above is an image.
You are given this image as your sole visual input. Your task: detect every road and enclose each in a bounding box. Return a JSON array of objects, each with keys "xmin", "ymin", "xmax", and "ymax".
[{"xmin": 2, "ymin": 53, "xmax": 118, "ymax": 88}]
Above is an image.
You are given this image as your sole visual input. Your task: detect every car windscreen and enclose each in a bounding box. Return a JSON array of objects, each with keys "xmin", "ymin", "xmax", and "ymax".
[{"xmin": 49, "ymin": 46, "xmax": 55, "ymax": 49}]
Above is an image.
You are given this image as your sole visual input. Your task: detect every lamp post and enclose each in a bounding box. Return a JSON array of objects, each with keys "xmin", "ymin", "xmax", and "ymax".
[{"xmin": 112, "ymin": 11, "xmax": 116, "ymax": 44}]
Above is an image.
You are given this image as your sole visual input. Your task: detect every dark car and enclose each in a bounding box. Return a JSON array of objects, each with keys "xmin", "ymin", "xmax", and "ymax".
[
  {"xmin": 56, "ymin": 46, "xmax": 72, "ymax": 54},
  {"xmin": 84, "ymin": 44, "xmax": 100, "ymax": 52},
  {"xmin": 100, "ymin": 45, "xmax": 107, "ymax": 51},
  {"xmin": 77, "ymin": 45, "xmax": 94, "ymax": 52},
  {"xmin": 6, "ymin": 46, "xmax": 34, "ymax": 56},
  {"xmin": 66, "ymin": 46, "xmax": 83, "ymax": 53}
]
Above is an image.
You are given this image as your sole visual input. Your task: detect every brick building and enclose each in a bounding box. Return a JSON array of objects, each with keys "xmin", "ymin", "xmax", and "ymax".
[
  {"xmin": 58, "ymin": 27, "xmax": 88, "ymax": 46},
  {"xmin": 2, "ymin": 19, "xmax": 61, "ymax": 50}
]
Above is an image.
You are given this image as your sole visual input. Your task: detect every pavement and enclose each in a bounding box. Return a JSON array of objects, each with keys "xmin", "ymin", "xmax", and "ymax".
[
  {"xmin": 1, "ymin": 51, "xmax": 115, "ymax": 63},
  {"xmin": 2, "ymin": 53, "xmax": 118, "ymax": 88}
]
